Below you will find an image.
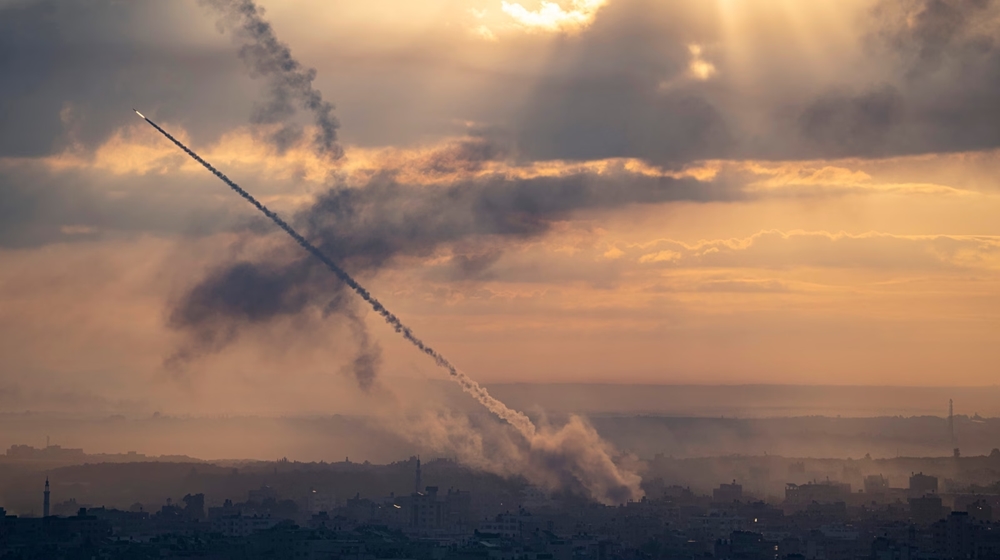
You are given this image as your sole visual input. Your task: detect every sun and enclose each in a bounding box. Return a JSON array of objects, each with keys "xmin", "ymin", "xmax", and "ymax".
[{"xmin": 499, "ymin": 0, "xmax": 608, "ymax": 33}]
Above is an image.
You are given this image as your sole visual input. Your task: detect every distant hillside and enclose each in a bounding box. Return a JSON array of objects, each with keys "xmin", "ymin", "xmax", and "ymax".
[
  {"xmin": 482, "ymin": 383, "xmax": 1000, "ymax": 418},
  {"xmin": 0, "ymin": 443, "xmax": 201, "ymax": 467}
]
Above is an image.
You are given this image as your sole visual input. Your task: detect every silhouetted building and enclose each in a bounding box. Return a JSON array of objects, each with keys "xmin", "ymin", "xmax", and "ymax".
[
  {"xmin": 713, "ymin": 481, "xmax": 743, "ymax": 503},
  {"xmin": 414, "ymin": 456, "xmax": 422, "ymax": 494},
  {"xmin": 6, "ymin": 444, "xmax": 85, "ymax": 462},
  {"xmin": 871, "ymin": 536, "xmax": 917, "ymax": 560},
  {"xmin": 12, "ymin": 451, "xmax": 1000, "ymax": 560},
  {"xmin": 305, "ymin": 488, "xmax": 337, "ymax": 514},
  {"xmin": 804, "ymin": 501, "xmax": 848, "ymax": 524},
  {"xmin": 933, "ymin": 511, "xmax": 976, "ymax": 559},
  {"xmin": 182, "ymin": 493, "xmax": 204, "ymax": 521},
  {"xmin": 208, "ymin": 499, "xmax": 242, "ymax": 520},
  {"xmin": 690, "ymin": 513, "xmax": 745, "ymax": 540},
  {"xmin": 54, "ymin": 498, "xmax": 96, "ymax": 517},
  {"xmin": 212, "ymin": 513, "xmax": 280, "ymax": 537},
  {"xmin": 909, "ymin": 472, "xmax": 938, "ymax": 496},
  {"xmin": 909, "ymin": 495, "xmax": 944, "ymax": 525},
  {"xmin": 394, "ymin": 485, "xmax": 472, "ymax": 535},
  {"xmin": 714, "ymin": 531, "xmax": 768, "ymax": 559},
  {"xmin": 479, "ymin": 512, "xmax": 522, "ymax": 539},
  {"xmin": 248, "ymin": 484, "xmax": 276, "ymax": 503},
  {"xmin": 967, "ymin": 499, "xmax": 993, "ymax": 523},
  {"xmin": 863, "ymin": 474, "xmax": 889, "ymax": 495},
  {"xmin": 785, "ymin": 481, "xmax": 850, "ymax": 506},
  {"xmin": 409, "ymin": 486, "xmax": 443, "ymax": 533},
  {"xmin": 43, "ymin": 477, "xmax": 49, "ymax": 518},
  {"xmin": 87, "ymin": 507, "xmax": 150, "ymax": 537}
]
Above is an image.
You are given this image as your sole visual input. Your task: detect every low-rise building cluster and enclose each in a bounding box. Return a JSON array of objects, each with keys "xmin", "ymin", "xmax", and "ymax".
[{"xmin": 6, "ymin": 464, "xmax": 1000, "ymax": 559}]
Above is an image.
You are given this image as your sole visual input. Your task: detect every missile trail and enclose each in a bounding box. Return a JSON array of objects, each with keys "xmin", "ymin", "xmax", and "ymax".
[{"xmin": 134, "ymin": 110, "xmax": 536, "ymax": 439}]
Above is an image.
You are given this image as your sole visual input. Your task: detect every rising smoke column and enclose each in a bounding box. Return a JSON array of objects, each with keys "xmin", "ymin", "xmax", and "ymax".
[
  {"xmin": 332, "ymin": 292, "xmax": 383, "ymax": 392},
  {"xmin": 134, "ymin": 110, "xmax": 536, "ymax": 439},
  {"xmin": 165, "ymin": 256, "xmax": 383, "ymax": 391},
  {"xmin": 200, "ymin": 0, "xmax": 343, "ymax": 158}
]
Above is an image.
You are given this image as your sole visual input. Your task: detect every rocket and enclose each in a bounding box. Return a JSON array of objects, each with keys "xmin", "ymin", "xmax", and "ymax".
[{"xmin": 131, "ymin": 107, "xmax": 538, "ymax": 440}]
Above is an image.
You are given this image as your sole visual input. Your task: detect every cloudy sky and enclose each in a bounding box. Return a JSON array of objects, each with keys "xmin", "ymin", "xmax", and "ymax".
[{"xmin": 2, "ymin": 0, "xmax": 1000, "ymax": 416}]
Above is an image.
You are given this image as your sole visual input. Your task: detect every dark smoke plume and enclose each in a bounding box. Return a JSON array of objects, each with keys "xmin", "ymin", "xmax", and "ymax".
[
  {"xmin": 166, "ymin": 257, "xmax": 381, "ymax": 391},
  {"xmin": 200, "ymin": 0, "xmax": 343, "ymax": 158},
  {"xmin": 165, "ymin": 259, "xmax": 316, "ymax": 369},
  {"xmin": 138, "ymin": 114, "xmax": 648, "ymax": 503},
  {"xmin": 165, "ymin": 139, "xmax": 722, "ymax": 376},
  {"xmin": 327, "ymin": 290, "xmax": 382, "ymax": 391},
  {"xmin": 343, "ymin": 330, "xmax": 381, "ymax": 392},
  {"xmin": 138, "ymin": 113, "xmax": 535, "ymax": 436},
  {"xmin": 300, "ymin": 169, "xmax": 721, "ymax": 268},
  {"xmin": 165, "ymin": 153, "xmax": 719, "ymax": 376}
]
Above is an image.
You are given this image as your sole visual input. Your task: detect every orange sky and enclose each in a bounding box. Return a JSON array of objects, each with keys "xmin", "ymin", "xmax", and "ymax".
[{"xmin": 1, "ymin": 0, "xmax": 1000, "ymax": 416}]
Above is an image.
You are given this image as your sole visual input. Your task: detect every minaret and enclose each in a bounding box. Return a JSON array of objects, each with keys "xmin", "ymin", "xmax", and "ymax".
[
  {"xmin": 415, "ymin": 456, "xmax": 422, "ymax": 494},
  {"xmin": 43, "ymin": 477, "xmax": 50, "ymax": 517},
  {"xmin": 949, "ymin": 400, "xmax": 954, "ymax": 438}
]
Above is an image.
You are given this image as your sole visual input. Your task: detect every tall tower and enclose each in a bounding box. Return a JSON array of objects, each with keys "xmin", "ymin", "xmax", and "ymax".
[
  {"xmin": 949, "ymin": 399, "xmax": 958, "ymax": 456},
  {"xmin": 415, "ymin": 456, "xmax": 422, "ymax": 494},
  {"xmin": 43, "ymin": 477, "xmax": 50, "ymax": 517}
]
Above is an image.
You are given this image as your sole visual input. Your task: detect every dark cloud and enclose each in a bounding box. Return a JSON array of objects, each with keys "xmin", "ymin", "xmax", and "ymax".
[
  {"xmin": 787, "ymin": 0, "xmax": 999, "ymax": 158},
  {"xmin": 887, "ymin": 0, "xmax": 993, "ymax": 70},
  {"xmin": 0, "ymin": 0, "xmax": 256, "ymax": 157},
  {"xmin": 514, "ymin": 0, "xmax": 731, "ymax": 165},
  {"xmin": 798, "ymin": 86, "xmax": 904, "ymax": 157},
  {"xmin": 0, "ymin": 0, "xmax": 342, "ymax": 159},
  {"xmin": 4, "ymin": 0, "xmax": 999, "ymax": 166},
  {"xmin": 519, "ymin": 86, "xmax": 732, "ymax": 165},
  {"xmin": 0, "ymin": 160, "xmax": 250, "ymax": 248},
  {"xmin": 513, "ymin": 0, "xmax": 1000, "ymax": 162},
  {"xmin": 872, "ymin": 0, "xmax": 1000, "ymax": 154}
]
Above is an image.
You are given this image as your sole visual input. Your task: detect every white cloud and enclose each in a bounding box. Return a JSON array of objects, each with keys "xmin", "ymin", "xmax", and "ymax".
[
  {"xmin": 638, "ymin": 250, "xmax": 682, "ymax": 264},
  {"xmin": 687, "ymin": 45, "xmax": 716, "ymax": 80},
  {"xmin": 500, "ymin": 0, "xmax": 608, "ymax": 33},
  {"xmin": 629, "ymin": 230, "xmax": 1000, "ymax": 271}
]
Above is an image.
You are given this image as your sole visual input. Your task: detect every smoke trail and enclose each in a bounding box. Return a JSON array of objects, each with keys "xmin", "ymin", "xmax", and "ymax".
[
  {"xmin": 345, "ymin": 335, "xmax": 381, "ymax": 392},
  {"xmin": 332, "ymin": 294, "xmax": 382, "ymax": 392},
  {"xmin": 201, "ymin": 0, "xmax": 342, "ymax": 158},
  {"xmin": 136, "ymin": 111, "xmax": 535, "ymax": 439}
]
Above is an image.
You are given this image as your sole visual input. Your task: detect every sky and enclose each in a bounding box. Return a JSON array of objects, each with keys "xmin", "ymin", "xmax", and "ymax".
[{"xmin": 2, "ymin": 0, "xmax": 1000, "ymax": 417}]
